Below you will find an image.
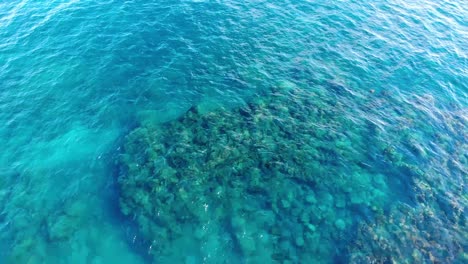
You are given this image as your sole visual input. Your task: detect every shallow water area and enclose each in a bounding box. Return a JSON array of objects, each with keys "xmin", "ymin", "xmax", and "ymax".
[{"xmin": 0, "ymin": 0, "xmax": 467, "ymax": 263}]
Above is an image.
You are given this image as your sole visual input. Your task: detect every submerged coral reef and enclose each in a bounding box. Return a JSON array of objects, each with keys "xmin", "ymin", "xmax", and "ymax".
[{"xmin": 118, "ymin": 81, "xmax": 467, "ymax": 263}]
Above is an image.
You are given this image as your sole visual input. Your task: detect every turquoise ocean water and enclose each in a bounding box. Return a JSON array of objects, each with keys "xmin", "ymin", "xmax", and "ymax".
[{"xmin": 0, "ymin": 0, "xmax": 467, "ymax": 263}]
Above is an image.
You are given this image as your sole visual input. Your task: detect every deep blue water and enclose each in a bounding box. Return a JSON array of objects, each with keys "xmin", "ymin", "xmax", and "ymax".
[{"xmin": 0, "ymin": 0, "xmax": 467, "ymax": 263}]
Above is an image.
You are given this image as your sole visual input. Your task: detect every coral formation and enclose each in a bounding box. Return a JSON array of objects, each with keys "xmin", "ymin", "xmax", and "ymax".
[
  {"xmin": 347, "ymin": 93, "xmax": 468, "ymax": 263},
  {"xmin": 119, "ymin": 80, "xmax": 466, "ymax": 263}
]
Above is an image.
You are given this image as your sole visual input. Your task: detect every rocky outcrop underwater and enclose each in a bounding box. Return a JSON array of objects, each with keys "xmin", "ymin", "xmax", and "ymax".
[{"xmin": 118, "ymin": 81, "xmax": 467, "ymax": 263}]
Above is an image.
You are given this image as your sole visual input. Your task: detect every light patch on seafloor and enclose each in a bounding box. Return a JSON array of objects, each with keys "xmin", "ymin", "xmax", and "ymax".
[{"xmin": 0, "ymin": 123, "xmax": 148, "ymax": 264}]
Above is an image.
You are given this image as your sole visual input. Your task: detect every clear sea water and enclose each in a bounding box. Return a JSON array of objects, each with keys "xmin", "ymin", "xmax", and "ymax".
[{"xmin": 0, "ymin": 0, "xmax": 467, "ymax": 263}]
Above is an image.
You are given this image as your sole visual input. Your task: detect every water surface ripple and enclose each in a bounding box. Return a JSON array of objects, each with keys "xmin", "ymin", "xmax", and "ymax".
[{"xmin": 0, "ymin": 0, "xmax": 466, "ymax": 263}]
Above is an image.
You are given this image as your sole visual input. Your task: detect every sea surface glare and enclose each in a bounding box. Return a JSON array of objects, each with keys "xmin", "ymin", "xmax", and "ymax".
[{"xmin": 0, "ymin": 0, "xmax": 467, "ymax": 263}]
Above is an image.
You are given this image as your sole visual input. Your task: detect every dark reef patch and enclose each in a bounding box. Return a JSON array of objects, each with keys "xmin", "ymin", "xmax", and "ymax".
[{"xmin": 118, "ymin": 81, "xmax": 467, "ymax": 263}]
